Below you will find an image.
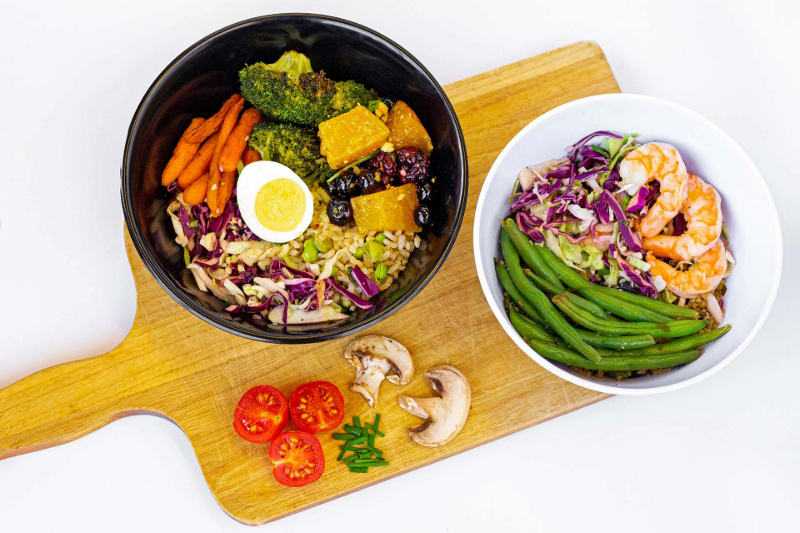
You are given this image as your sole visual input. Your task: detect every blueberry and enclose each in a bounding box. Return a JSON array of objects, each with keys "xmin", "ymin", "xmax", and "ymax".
[
  {"xmin": 417, "ymin": 182, "xmax": 434, "ymax": 203},
  {"xmin": 327, "ymin": 199, "xmax": 353, "ymax": 226},
  {"xmin": 356, "ymin": 171, "xmax": 385, "ymax": 195},
  {"xmin": 414, "ymin": 204, "xmax": 432, "ymax": 228}
]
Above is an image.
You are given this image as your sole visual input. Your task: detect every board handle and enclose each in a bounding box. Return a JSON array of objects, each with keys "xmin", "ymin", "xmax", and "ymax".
[{"xmin": 0, "ymin": 344, "xmax": 150, "ymax": 461}]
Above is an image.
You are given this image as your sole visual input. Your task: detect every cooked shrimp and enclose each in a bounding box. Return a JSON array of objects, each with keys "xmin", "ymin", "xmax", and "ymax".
[
  {"xmin": 646, "ymin": 240, "xmax": 727, "ymax": 298},
  {"xmin": 619, "ymin": 142, "xmax": 689, "ymax": 238},
  {"xmin": 642, "ymin": 174, "xmax": 722, "ymax": 261}
]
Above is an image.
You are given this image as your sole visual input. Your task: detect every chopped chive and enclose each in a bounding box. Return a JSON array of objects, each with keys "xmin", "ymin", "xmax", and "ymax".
[
  {"xmin": 344, "ymin": 436, "xmax": 367, "ymax": 448},
  {"xmin": 372, "ymin": 427, "xmax": 385, "ymax": 438},
  {"xmin": 353, "ymin": 461, "xmax": 389, "ymax": 467},
  {"xmin": 373, "ymin": 413, "xmax": 381, "ymax": 432},
  {"xmin": 344, "ymin": 424, "xmax": 360, "ymax": 434},
  {"xmin": 349, "ymin": 467, "xmax": 369, "ymax": 473},
  {"xmin": 337, "ymin": 448, "xmax": 346, "ymax": 461},
  {"xmin": 333, "ymin": 433, "xmax": 355, "ymax": 441},
  {"xmin": 353, "ymin": 416, "xmax": 361, "ymax": 428},
  {"xmin": 368, "ymin": 433, "xmax": 376, "ymax": 447},
  {"xmin": 366, "ymin": 445, "xmax": 383, "ymax": 456},
  {"xmin": 343, "ymin": 455, "xmax": 358, "ymax": 464}
]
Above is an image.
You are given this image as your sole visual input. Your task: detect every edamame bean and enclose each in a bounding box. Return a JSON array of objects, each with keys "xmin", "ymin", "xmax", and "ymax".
[
  {"xmin": 364, "ymin": 241, "xmax": 385, "ymax": 262},
  {"xmin": 302, "ymin": 238, "xmax": 319, "ymax": 262},
  {"xmin": 374, "ymin": 263, "xmax": 388, "ymax": 282},
  {"xmin": 313, "ymin": 234, "xmax": 333, "ymax": 253}
]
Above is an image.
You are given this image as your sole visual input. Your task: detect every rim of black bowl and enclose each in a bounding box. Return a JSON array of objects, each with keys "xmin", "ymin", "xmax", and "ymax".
[{"xmin": 121, "ymin": 13, "xmax": 468, "ymax": 344}]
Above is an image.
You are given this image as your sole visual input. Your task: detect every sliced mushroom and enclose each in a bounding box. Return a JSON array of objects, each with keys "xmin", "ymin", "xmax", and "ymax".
[
  {"xmin": 344, "ymin": 335, "xmax": 414, "ymax": 407},
  {"xmin": 397, "ymin": 365, "xmax": 471, "ymax": 447}
]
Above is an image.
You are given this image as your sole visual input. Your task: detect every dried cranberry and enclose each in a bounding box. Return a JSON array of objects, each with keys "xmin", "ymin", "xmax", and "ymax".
[
  {"xmin": 366, "ymin": 151, "xmax": 398, "ymax": 185},
  {"xmin": 396, "ymin": 147, "xmax": 430, "ymax": 184}
]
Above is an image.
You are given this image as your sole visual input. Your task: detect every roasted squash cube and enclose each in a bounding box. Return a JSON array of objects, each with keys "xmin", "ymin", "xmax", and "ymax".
[
  {"xmin": 351, "ymin": 183, "xmax": 422, "ymax": 233},
  {"xmin": 385, "ymin": 101, "xmax": 433, "ymax": 156},
  {"xmin": 318, "ymin": 105, "xmax": 389, "ymax": 169}
]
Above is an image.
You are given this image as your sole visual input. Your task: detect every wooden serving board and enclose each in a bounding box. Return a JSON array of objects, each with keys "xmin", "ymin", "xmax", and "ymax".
[{"xmin": 0, "ymin": 42, "xmax": 619, "ymax": 525}]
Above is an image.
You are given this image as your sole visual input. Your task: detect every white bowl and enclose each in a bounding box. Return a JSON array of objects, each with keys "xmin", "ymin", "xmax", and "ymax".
[{"xmin": 474, "ymin": 94, "xmax": 782, "ymax": 395}]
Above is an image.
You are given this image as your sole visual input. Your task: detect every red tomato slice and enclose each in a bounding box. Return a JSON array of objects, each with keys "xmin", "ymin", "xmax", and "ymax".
[
  {"xmin": 289, "ymin": 381, "xmax": 345, "ymax": 434},
  {"xmin": 268, "ymin": 431, "xmax": 325, "ymax": 487},
  {"xmin": 233, "ymin": 385, "xmax": 288, "ymax": 443}
]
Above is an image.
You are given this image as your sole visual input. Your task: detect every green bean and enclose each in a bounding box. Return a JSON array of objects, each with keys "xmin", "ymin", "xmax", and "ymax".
[
  {"xmin": 552, "ymin": 295, "xmax": 707, "ymax": 338},
  {"xmin": 579, "ymin": 287, "xmax": 672, "ymax": 323},
  {"xmin": 617, "ymin": 324, "xmax": 732, "ymax": 356},
  {"xmin": 502, "ymin": 219, "xmax": 565, "ymax": 293},
  {"xmin": 594, "ymin": 286, "xmax": 699, "ymax": 319},
  {"xmin": 563, "ymin": 292, "xmax": 609, "ymax": 320},
  {"xmin": 513, "ymin": 308, "xmax": 655, "ymax": 350},
  {"xmin": 524, "ymin": 268, "xmax": 565, "ymax": 296},
  {"xmin": 508, "ymin": 305, "xmax": 557, "ymax": 343},
  {"xmin": 528, "ymin": 338, "xmax": 703, "ymax": 371},
  {"xmin": 537, "ymin": 245, "xmax": 699, "ymax": 319},
  {"xmin": 501, "ymin": 231, "xmax": 600, "ymax": 363},
  {"xmin": 496, "ymin": 241, "xmax": 545, "ymax": 325}
]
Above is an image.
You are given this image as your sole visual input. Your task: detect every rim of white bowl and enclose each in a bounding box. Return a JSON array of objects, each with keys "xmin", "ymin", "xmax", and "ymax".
[{"xmin": 474, "ymin": 93, "xmax": 783, "ymax": 396}]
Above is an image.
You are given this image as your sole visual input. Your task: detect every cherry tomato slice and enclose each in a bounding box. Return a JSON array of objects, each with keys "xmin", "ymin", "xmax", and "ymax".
[
  {"xmin": 268, "ymin": 431, "xmax": 325, "ymax": 487},
  {"xmin": 289, "ymin": 381, "xmax": 345, "ymax": 434},
  {"xmin": 233, "ymin": 385, "xmax": 288, "ymax": 443}
]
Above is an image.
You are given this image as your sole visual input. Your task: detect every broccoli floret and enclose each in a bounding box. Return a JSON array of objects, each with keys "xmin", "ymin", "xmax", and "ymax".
[
  {"xmin": 263, "ymin": 50, "xmax": 313, "ymax": 80},
  {"xmin": 331, "ymin": 79, "xmax": 380, "ymax": 115},
  {"xmin": 248, "ymin": 122, "xmax": 334, "ymax": 184},
  {"xmin": 240, "ymin": 51, "xmax": 380, "ymax": 126}
]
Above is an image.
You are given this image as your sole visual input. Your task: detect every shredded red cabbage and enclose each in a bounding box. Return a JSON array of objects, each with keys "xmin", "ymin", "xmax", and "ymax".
[
  {"xmin": 566, "ymin": 131, "xmax": 623, "ymax": 162},
  {"xmin": 614, "ymin": 253, "xmax": 657, "ymax": 298},
  {"xmin": 601, "ymin": 191, "xmax": 642, "ymax": 252},
  {"xmin": 673, "ymin": 213, "xmax": 686, "ymax": 235},
  {"xmin": 177, "ymin": 206, "xmax": 195, "ymax": 241},
  {"xmin": 351, "ymin": 266, "xmax": 380, "ymax": 298},
  {"xmin": 325, "ymin": 278, "xmax": 373, "ymax": 309},
  {"xmin": 516, "ymin": 211, "xmax": 545, "ymax": 243}
]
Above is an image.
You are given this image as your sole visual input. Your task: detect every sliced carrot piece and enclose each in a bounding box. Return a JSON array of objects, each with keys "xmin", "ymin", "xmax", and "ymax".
[
  {"xmin": 219, "ymin": 108, "xmax": 262, "ymax": 172},
  {"xmin": 183, "ymin": 172, "xmax": 209, "ymax": 206},
  {"xmin": 161, "ymin": 118, "xmax": 204, "ymax": 186},
  {"xmin": 184, "ymin": 94, "xmax": 242, "ymax": 144},
  {"xmin": 242, "ymin": 148, "xmax": 261, "ymax": 167},
  {"xmin": 177, "ymin": 132, "xmax": 219, "ymax": 189},
  {"xmin": 207, "ymin": 98, "xmax": 245, "ymax": 213},
  {"xmin": 213, "ymin": 171, "xmax": 237, "ymax": 217}
]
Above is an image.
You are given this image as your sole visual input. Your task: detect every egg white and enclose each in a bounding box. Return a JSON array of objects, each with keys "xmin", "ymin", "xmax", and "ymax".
[{"xmin": 236, "ymin": 161, "xmax": 314, "ymax": 244}]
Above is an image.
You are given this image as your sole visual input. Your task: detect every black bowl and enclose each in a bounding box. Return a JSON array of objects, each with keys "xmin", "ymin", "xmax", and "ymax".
[{"xmin": 121, "ymin": 14, "xmax": 468, "ymax": 343}]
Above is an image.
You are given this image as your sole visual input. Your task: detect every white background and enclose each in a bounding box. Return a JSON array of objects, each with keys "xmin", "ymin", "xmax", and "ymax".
[{"xmin": 1, "ymin": 0, "xmax": 799, "ymax": 531}]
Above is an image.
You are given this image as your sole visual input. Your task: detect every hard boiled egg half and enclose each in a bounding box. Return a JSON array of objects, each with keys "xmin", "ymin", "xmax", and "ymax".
[{"xmin": 237, "ymin": 161, "xmax": 314, "ymax": 243}]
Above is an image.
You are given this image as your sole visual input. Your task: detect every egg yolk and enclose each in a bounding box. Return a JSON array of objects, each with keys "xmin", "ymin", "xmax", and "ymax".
[{"xmin": 254, "ymin": 178, "xmax": 305, "ymax": 232}]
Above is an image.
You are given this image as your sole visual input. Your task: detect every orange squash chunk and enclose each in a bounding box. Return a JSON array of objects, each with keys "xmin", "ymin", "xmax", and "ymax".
[
  {"xmin": 385, "ymin": 101, "xmax": 433, "ymax": 156},
  {"xmin": 351, "ymin": 183, "xmax": 422, "ymax": 233},
  {"xmin": 319, "ymin": 105, "xmax": 389, "ymax": 169}
]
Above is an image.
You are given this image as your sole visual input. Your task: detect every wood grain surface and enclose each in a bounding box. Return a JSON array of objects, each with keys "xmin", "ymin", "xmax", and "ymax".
[{"xmin": 0, "ymin": 41, "xmax": 619, "ymax": 525}]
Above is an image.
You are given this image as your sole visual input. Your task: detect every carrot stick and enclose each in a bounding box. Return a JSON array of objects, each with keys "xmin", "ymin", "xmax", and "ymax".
[
  {"xmin": 242, "ymin": 148, "xmax": 261, "ymax": 167},
  {"xmin": 161, "ymin": 118, "xmax": 204, "ymax": 186},
  {"xmin": 208, "ymin": 98, "xmax": 245, "ymax": 213},
  {"xmin": 183, "ymin": 172, "xmax": 209, "ymax": 206},
  {"xmin": 177, "ymin": 132, "xmax": 219, "ymax": 189},
  {"xmin": 184, "ymin": 94, "xmax": 242, "ymax": 144},
  {"xmin": 219, "ymin": 108, "xmax": 262, "ymax": 172},
  {"xmin": 213, "ymin": 171, "xmax": 237, "ymax": 216}
]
